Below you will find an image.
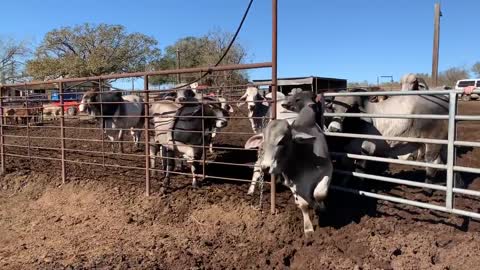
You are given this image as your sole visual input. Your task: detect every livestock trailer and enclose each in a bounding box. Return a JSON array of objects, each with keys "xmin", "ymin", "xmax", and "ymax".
[{"xmin": 252, "ymin": 76, "xmax": 347, "ymax": 95}]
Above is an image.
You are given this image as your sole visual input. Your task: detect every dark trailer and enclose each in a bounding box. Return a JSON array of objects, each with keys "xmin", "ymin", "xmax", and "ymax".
[{"xmin": 253, "ymin": 76, "xmax": 347, "ymax": 95}]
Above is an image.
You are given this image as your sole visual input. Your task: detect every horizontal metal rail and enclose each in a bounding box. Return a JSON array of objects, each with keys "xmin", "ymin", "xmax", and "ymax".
[
  {"xmin": 1, "ymin": 62, "xmax": 272, "ymax": 87},
  {"xmin": 334, "ymin": 169, "xmax": 446, "ymax": 191},
  {"xmin": 331, "ymin": 185, "xmax": 480, "ymax": 219},
  {"xmin": 324, "ymin": 112, "xmax": 448, "ymax": 120},
  {"xmin": 325, "ymin": 131, "xmax": 447, "ymax": 145},
  {"xmin": 323, "ymin": 89, "xmax": 480, "ymax": 97},
  {"xmin": 331, "ymin": 152, "xmax": 447, "ymax": 170},
  {"xmin": 5, "ymin": 153, "xmax": 61, "ymax": 162}
]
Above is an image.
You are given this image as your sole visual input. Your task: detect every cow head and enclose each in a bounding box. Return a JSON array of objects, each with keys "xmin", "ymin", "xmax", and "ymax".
[
  {"xmin": 79, "ymin": 90, "xmax": 123, "ymax": 116},
  {"xmin": 79, "ymin": 90, "xmax": 98, "ymax": 116},
  {"xmin": 325, "ymin": 92, "xmax": 363, "ymax": 132},
  {"xmin": 400, "ymin": 73, "xmax": 420, "ymax": 91},
  {"xmin": 245, "ymin": 119, "xmax": 315, "ymax": 175},
  {"xmin": 209, "ymin": 104, "xmax": 229, "ymax": 129},
  {"xmin": 237, "ymin": 86, "xmax": 265, "ymax": 113},
  {"xmin": 175, "ymin": 88, "xmax": 197, "ymax": 104},
  {"xmin": 282, "ymin": 90, "xmax": 315, "ymax": 113},
  {"xmin": 217, "ymin": 97, "xmax": 234, "ymax": 113}
]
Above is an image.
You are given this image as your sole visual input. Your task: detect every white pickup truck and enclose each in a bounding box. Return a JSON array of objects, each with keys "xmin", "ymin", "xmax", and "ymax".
[{"xmin": 456, "ymin": 79, "xmax": 480, "ymax": 101}]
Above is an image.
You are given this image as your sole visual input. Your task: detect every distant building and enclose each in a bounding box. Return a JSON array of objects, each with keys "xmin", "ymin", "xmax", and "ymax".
[
  {"xmin": 1, "ymin": 81, "xmax": 111, "ymax": 102},
  {"xmin": 252, "ymin": 76, "xmax": 347, "ymax": 95}
]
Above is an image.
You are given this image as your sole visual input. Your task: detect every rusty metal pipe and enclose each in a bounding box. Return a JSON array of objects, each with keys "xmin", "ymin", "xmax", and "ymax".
[
  {"xmin": 0, "ymin": 92, "xmax": 5, "ymax": 174},
  {"xmin": 2, "ymin": 62, "xmax": 272, "ymax": 88},
  {"xmin": 144, "ymin": 75, "xmax": 151, "ymax": 196},
  {"xmin": 59, "ymin": 82, "xmax": 66, "ymax": 183},
  {"xmin": 270, "ymin": 0, "xmax": 278, "ymax": 214}
]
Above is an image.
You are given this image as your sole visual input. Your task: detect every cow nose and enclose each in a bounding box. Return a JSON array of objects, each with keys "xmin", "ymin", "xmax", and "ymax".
[
  {"xmin": 328, "ymin": 121, "xmax": 342, "ymax": 132},
  {"xmin": 248, "ymin": 105, "xmax": 255, "ymax": 111},
  {"xmin": 177, "ymin": 97, "xmax": 186, "ymax": 103}
]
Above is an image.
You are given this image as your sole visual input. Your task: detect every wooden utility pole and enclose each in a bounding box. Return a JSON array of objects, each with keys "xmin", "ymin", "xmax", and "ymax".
[
  {"xmin": 176, "ymin": 49, "xmax": 181, "ymax": 84},
  {"xmin": 432, "ymin": 3, "xmax": 441, "ymax": 87}
]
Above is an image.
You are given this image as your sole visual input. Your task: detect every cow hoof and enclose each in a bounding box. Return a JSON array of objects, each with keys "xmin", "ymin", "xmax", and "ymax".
[
  {"xmin": 454, "ymin": 176, "xmax": 466, "ymax": 189},
  {"xmin": 304, "ymin": 229, "xmax": 315, "ymax": 238},
  {"xmin": 422, "ymin": 188, "xmax": 434, "ymax": 196},
  {"xmin": 316, "ymin": 201, "xmax": 327, "ymax": 214}
]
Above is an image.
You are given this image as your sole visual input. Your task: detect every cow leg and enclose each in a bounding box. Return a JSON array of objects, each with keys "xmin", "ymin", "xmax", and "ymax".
[
  {"xmin": 188, "ymin": 159, "xmax": 198, "ymax": 188},
  {"xmin": 314, "ymin": 175, "xmax": 331, "ymax": 213},
  {"xmin": 424, "ymin": 143, "xmax": 443, "ymax": 195},
  {"xmin": 293, "ymin": 191, "xmax": 314, "ymax": 236},
  {"xmin": 425, "ymin": 143, "xmax": 442, "ymax": 184},
  {"xmin": 416, "ymin": 145, "xmax": 425, "ymax": 161},
  {"xmin": 149, "ymin": 143, "xmax": 158, "ymax": 177},
  {"xmin": 130, "ymin": 128, "xmax": 137, "ymax": 150},
  {"xmin": 209, "ymin": 129, "xmax": 216, "ymax": 154},
  {"xmin": 161, "ymin": 146, "xmax": 174, "ymax": 194},
  {"xmin": 248, "ymin": 158, "xmax": 262, "ymax": 195},
  {"xmin": 118, "ymin": 129, "xmax": 124, "ymax": 154}
]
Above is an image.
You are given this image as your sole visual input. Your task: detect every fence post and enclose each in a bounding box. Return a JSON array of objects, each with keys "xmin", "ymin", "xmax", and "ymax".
[
  {"xmin": 270, "ymin": 0, "xmax": 278, "ymax": 214},
  {"xmin": 0, "ymin": 87, "xmax": 5, "ymax": 174},
  {"xmin": 144, "ymin": 75, "xmax": 151, "ymax": 196},
  {"xmin": 97, "ymin": 80, "xmax": 106, "ymax": 167},
  {"xmin": 446, "ymin": 92, "xmax": 457, "ymax": 209},
  {"xmin": 25, "ymin": 84, "xmax": 31, "ymax": 165},
  {"xmin": 59, "ymin": 82, "xmax": 66, "ymax": 183}
]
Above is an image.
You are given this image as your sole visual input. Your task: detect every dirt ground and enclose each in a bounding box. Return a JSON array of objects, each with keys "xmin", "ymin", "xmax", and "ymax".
[{"xmin": 1, "ymin": 101, "xmax": 480, "ymax": 269}]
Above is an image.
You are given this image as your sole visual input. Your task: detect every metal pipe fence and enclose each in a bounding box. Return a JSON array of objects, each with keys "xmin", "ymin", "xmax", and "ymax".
[
  {"xmin": 323, "ymin": 89, "xmax": 480, "ymax": 220},
  {"xmin": 1, "ymin": 76, "xmax": 479, "ymax": 221},
  {"xmin": 0, "ymin": 64, "xmax": 278, "ymax": 212}
]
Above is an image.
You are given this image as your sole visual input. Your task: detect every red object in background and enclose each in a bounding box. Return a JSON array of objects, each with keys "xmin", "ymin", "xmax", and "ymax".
[
  {"xmin": 51, "ymin": 101, "xmax": 79, "ymax": 112},
  {"xmin": 194, "ymin": 84, "xmax": 216, "ymax": 97}
]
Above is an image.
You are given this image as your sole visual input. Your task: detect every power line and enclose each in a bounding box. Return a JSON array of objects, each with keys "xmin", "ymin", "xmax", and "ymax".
[{"xmin": 172, "ymin": 0, "xmax": 254, "ymax": 90}]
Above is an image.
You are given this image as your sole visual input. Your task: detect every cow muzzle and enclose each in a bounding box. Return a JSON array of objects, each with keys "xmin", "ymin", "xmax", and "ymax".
[
  {"xmin": 327, "ymin": 121, "xmax": 342, "ymax": 132},
  {"xmin": 261, "ymin": 159, "xmax": 279, "ymax": 175},
  {"xmin": 176, "ymin": 97, "xmax": 186, "ymax": 104}
]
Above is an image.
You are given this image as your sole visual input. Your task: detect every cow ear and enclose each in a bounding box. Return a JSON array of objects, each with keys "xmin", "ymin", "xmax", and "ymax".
[
  {"xmin": 292, "ymin": 131, "xmax": 315, "ymax": 144},
  {"xmin": 274, "ymin": 134, "xmax": 288, "ymax": 146},
  {"xmin": 244, "ymin": 134, "xmax": 264, "ymax": 149}
]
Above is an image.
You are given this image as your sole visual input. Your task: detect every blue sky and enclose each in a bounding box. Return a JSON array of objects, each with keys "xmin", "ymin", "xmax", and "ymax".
[{"xmin": 1, "ymin": 0, "xmax": 479, "ymax": 83}]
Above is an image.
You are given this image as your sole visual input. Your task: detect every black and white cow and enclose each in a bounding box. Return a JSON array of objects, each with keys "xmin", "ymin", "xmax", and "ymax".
[
  {"xmin": 149, "ymin": 98, "xmax": 228, "ymax": 192},
  {"xmin": 79, "ymin": 90, "xmax": 144, "ymax": 153},
  {"xmin": 244, "ymin": 90, "xmax": 332, "ymax": 236},
  {"xmin": 175, "ymin": 87, "xmax": 233, "ymax": 153}
]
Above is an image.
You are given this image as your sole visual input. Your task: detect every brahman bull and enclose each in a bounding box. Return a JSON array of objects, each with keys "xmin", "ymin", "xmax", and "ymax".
[{"xmin": 245, "ymin": 90, "xmax": 332, "ymax": 236}]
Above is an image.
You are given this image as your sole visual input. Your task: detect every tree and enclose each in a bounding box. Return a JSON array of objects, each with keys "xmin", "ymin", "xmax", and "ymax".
[
  {"xmin": 438, "ymin": 67, "xmax": 469, "ymax": 87},
  {"xmin": 472, "ymin": 62, "xmax": 480, "ymax": 78},
  {"xmin": 414, "ymin": 67, "xmax": 469, "ymax": 88},
  {"xmin": 150, "ymin": 30, "xmax": 249, "ymax": 86},
  {"xmin": 0, "ymin": 38, "xmax": 29, "ymax": 84},
  {"xmin": 26, "ymin": 23, "xmax": 161, "ymax": 80}
]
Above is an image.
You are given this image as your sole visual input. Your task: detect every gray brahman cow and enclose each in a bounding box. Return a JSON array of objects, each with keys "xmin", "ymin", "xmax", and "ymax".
[
  {"xmin": 78, "ymin": 90, "xmax": 144, "ymax": 153},
  {"xmin": 245, "ymin": 90, "xmax": 332, "ymax": 236},
  {"xmin": 327, "ymin": 90, "xmax": 466, "ymax": 189},
  {"xmin": 238, "ymin": 86, "xmax": 298, "ymax": 195}
]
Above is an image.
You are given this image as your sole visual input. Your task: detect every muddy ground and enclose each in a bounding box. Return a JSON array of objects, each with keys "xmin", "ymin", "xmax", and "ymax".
[{"xmin": 0, "ymin": 101, "xmax": 480, "ymax": 269}]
